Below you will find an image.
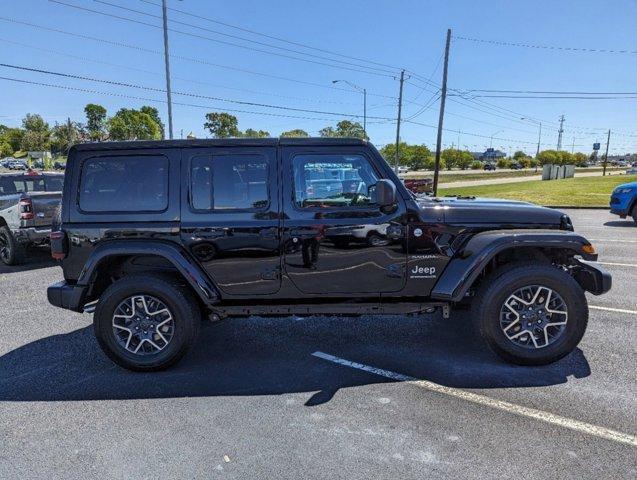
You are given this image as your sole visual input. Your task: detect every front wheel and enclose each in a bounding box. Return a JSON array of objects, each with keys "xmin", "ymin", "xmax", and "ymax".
[
  {"xmin": 632, "ymin": 204, "xmax": 637, "ymax": 225},
  {"xmin": 94, "ymin": 275, "xmax": 201, "ymax": 371},
  {"xmin": 472, "ymin": 263, "xmax": 588, "ymax": 365}
]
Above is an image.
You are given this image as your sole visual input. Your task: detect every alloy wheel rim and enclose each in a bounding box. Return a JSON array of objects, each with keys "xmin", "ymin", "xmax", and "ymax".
[
  {"xmin": 499, "ymin": 285, "xmax": 568, "ymax": 349},
  {"xmin": 112, "ymin": 295, "xmax": 174, "ymax": 355}
]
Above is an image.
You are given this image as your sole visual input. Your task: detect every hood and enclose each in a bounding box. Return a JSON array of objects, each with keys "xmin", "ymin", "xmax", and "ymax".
[
  {"xmin": 613, "ymin": 181, "xmax": 637, "ymax": 193},
  {"xmin": 418, "ymin": 196, "xmax": 566, "ymax": 226}
]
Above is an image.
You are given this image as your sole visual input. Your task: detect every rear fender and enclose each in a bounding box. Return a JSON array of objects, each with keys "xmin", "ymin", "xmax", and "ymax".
[
  {"xmin": 430, "ymin": 230, "xmax": 598, "ymax": 302},
  {"xmin": 78, "ymin": 240, "xmax": 220, "ymax": 306}
]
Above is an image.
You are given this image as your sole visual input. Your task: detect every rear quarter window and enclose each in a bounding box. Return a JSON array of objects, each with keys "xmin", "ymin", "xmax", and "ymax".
[{"xmin": 79, "ymin": 155, "xmax": 169, "ymax": 213}]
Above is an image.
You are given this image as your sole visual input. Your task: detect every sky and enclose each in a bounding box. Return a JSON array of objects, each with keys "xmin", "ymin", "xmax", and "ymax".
[{"xmin": 1, "ymin": 0, "xmax": 637, "ymax": 155}]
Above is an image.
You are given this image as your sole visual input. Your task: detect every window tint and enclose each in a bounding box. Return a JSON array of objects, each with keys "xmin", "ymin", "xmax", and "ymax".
[
  {"xmin": 292, "ymin": 154, "xmax": 379, "ymax": 208},
  {"xmin": 0, "ymin": 177, "xmax": 45, "ymax": 194},
  {"xmin": 44, "ymin": 176, "xmax": 64, "ymax": 192},
  {"xmin": 79, "ymin": 155, "xmax": 168, "ymax": 212},
  {"xmin": 191, "ymin": 154, "xmax": 268, "ymax": 211}
]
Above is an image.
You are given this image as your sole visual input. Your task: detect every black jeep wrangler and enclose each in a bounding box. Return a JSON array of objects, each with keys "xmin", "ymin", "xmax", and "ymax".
[{"xmin": 47, "ymin": 138, "xmax": 611, "ymax": 371}]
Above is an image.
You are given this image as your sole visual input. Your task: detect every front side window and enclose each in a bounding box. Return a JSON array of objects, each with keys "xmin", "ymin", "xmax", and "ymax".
[
  {"xmin": 292, "ymin": 154, "xmax": 379, "ymax": 208},
  {"xmin": 190, "ymin": 154, "xmax": 269, "ymax": 211},
  {"xmin": 79, "ymin": 155, "xmax": 169, "ymax": 213}
]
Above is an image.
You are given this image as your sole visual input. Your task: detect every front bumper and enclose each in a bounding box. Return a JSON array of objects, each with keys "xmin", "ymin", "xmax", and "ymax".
[
  {"xmin": 13, "ymin": 227, "xmax": 51, "ymax": 245},
  {"xmin": 47, "ymin": 280, "xmax": 88, "ymax": 312},
  {"xmin": 609, "ymin": 194, "xmax": 633, "ymax": 217},
  {"xmin": 574, "ymin": 259, "xmax": 612, "ymax": 296}
]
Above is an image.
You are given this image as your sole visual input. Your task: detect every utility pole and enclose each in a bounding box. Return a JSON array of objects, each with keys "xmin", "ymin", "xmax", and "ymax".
[
  {"xmin": 433, "ymin": 29, "xmax": 451, "ymax": 196},
  {"xmin": 162, "ymin": 0, "xmax": 174, "ymax": 140},
  {"xmin": 394, "ymin": 69, "xmax": 405, "ymax": 172},
  {"xmin": 603, "ymin": 129, "xmax": 611, "ymax": 176},
  {"xmin": 556, "ymin": 114, "xmax": 565, "ymax": 150},
  {"xmin": 332, "ymin": 80, "xmax": 367, "ymax": 137}
]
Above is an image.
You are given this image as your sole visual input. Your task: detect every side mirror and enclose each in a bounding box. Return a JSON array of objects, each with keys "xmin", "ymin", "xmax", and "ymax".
[{"xmin": 373, "ymin": 179, "xmax": 397, "ymax": 207}]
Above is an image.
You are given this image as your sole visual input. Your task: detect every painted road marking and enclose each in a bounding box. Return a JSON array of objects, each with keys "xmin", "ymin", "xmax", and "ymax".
[
  {"xmin": 593, "ymin": 261, "xmax": 637, "ymax": 268},
  {"xmin": 312, "ymin": 351, "xmax": 637, "ymax": 447},
  {"xmin": 588, "ymin": 238, "xmax": 637, "ymax": 243},
  {"xmin": 590, "ymin": 305, "xmax": 637, "ymax": 315}
]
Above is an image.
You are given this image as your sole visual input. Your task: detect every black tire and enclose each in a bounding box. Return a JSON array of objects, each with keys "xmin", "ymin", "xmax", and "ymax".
[
  {"xmin": 632, "ymin": 204, "xmax": 637, "ymax": 225},
  {"xmin": 472, "ymin": 262, "xmax": 588, "ymax": 366},
  {"xmin": 93, "ymin": 274, "xmax": 201, "ymax": 372},
  {"xmin": 0, "ymin": 226, "xmax": 23, "ymax": 266},
  {"xmin": 332, "ymin": 238, "xmax": 350, "ymax": 248}
]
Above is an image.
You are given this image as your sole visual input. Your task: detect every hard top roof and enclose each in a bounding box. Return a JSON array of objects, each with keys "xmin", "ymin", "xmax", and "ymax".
[{"xmin": 71, "ymin": 137, "xmax": 369, "ymax": 152}]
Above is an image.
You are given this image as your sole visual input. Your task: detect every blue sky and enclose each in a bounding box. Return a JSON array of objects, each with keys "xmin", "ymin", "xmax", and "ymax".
[{"xmin": 1, "ymin": 0, "xmax": 636, "ymax": 154}]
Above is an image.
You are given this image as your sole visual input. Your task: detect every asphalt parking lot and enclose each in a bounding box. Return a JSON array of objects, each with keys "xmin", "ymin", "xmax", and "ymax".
[{"xmin": 0, "ymin": 209, "xmax": 635, "ymax": 479}]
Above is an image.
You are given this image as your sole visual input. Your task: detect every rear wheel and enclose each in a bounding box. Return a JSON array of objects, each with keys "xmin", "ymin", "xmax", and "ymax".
[
  {"xmin": 367, "ymin": 232, "xmax": 389, "ymax": 247},
  {"xmin": 0, "ymin": 226, "xmax": 23, "ymax": 266},
  {"xmin": 472, "ymin": 263, "xmax": 588, "ymax": 365},
  {"xmin": 94, "ymin": 275, "xmax": 201, "ymax": 371}
]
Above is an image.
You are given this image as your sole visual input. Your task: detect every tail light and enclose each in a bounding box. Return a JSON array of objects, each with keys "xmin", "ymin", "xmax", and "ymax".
[
  {"xmin": 19, "ymin": 197, "xmax": 34, "ymax": 220},
  {"xmin": 50, "ymin": 230, "xmax": 68, "ymax": 260}
]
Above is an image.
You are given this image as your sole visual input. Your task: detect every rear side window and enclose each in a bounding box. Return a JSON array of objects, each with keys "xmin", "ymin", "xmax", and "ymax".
[
  {"xmin": 79, "ymin": 155, "xmax": 169, "ymax": 213},
  {"xmin": 190, "ymin": 154, "xmax": 268, "ymax": 211},
  {"xmin": 44, "ymin": 176, "xmax": 64, "ymax": 192}
]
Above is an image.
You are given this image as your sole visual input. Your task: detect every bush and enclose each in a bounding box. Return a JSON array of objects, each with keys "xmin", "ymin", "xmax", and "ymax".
[
  {"xmin": 497, "ymin": 158, "xmax": 512, "ymax": 169},
  {"xmin": 471, "ymin": 161, "xmax": 483, "ymax": 170}
]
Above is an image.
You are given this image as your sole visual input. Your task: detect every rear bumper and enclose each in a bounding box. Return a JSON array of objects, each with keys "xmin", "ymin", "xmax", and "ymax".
[
  {"xmin": 47, "ymin": 280, "xmax": 88, "ymax": 312},
  {"xmin": 574, "ymin": 259, "xmax": 612, "ymax": 296},
  {"xmin": 13, "ymin": 226, "xmax": 51, "ymax": 245}
]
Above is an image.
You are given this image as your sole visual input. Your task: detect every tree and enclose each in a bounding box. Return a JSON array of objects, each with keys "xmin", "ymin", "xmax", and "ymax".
[
  {"xmin": 243, "ymin": 128, "xmax": 270, "ymax": 138},
  {"xmin": 280, "ymin": 129, "xmax": 309, "ymax": 138},
  {"xmin": 441, "ymin": 148, "xmax": 473, "ymax": 170},
  {"xmin": 1, "ymin": 127, "xmax": 25, "ymax": 152},
  {"xmin": 0, "ymin": 141, "xmax": 13, "ymax": 157},
  {"xmin": 84, "ymin": 103, "xmax": 107, "ymax": 141},
  {"xmin": 19, "ymin": 114, "xmax": 50, "ymax": 151},
  {"xmin": 319, "ymin": 120, "xmax": 367, "ymax": 139},
  {"xmin": 497, "ymin": 158, "xmax": 512, "ymax": 169},
  {"xmin": 204, "ymin": 112, "xmax": 240, "ymax": 138},
  {"xmin": 107, "ymin": 108, "xmax": 162, "ymax": 141},
  {"xmin": 140, "ymin": 106, "xmax": 165, "ymax": 139},
  {"xmin": 536, "ymin": 150, "xmax": 560, "ymax": 166},
  {"xmin": 573, "ymin": 152, "xmax": 588, "ymax": 167},
  {"xmin": 51, "ymin": 118, "xmax": 82, "ymax": 156}
]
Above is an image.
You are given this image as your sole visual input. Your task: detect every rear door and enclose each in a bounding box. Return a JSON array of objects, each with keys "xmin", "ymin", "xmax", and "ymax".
[
  {"xmin": 281, "ymin": 146, "xmax": 407, "ymax": 295},
  {"xmin": 180, "ymin": 146, "xmax": 281, "ymax": 296}
]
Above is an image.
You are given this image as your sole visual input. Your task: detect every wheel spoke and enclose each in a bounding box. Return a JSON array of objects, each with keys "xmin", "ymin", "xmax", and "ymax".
[
  {"xmin": 112, "ymin": 294, "xmax": 174, "ymax": 356},
  {"xmin": 500, "ymin": 283, "xmax": 568, "ymax": 350}
]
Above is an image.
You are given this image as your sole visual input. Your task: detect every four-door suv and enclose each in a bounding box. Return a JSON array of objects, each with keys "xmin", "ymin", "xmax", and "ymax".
[{"xmin": 47, "ymin": 138, "xmax": 611, "ymax": 371}]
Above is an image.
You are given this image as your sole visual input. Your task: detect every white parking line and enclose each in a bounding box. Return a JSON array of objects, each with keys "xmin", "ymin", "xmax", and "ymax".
[
  {"xmin": 590, "ymin": 305, "xmax": 637, "ymax": 315},
  {"xmin": 593, "ymin": 261, "xmax": 637, "ymax": 268},
  {"xmin": 588, "ymin": 238, "xmax": 637, "ymax": 243},
  {"xmin": 312, "ymin": 351, "xmax": 637, "ymax": 447}
]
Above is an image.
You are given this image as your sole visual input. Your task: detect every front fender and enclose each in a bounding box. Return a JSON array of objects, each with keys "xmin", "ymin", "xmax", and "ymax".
[
  {"xmin": 430, "ymin": 229, "xmax": 597, "ymax": 302},
  {"xmin": 78, "ymin": 240, "xmax": 220, "ymax": 306}
]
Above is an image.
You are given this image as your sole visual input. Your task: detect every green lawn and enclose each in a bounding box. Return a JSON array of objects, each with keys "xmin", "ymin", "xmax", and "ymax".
[{"xmin": 438, "ymin": 174, "xmax": 637, "ymax": 207}]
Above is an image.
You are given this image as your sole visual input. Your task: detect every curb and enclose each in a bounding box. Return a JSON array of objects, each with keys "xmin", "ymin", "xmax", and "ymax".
[{"xmin": 545, "ymin": 206, "xmax": 608, "ymax": 210}]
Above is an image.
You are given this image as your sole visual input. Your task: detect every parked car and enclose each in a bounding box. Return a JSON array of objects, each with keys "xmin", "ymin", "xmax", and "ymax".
[
  {"xmin": 483, "ymin": 163, "xmax": 496, "ymax": 171},
  {"xmin": 0, "ymin": 172, "xmax": 64, "ymax": 265},
  {"xmin": 397, "ymin": 165, "xmax": 409, "ymax": 174},
  {"xmin": 53, "ymin": 161, "xmax": 66, "ymax": 170},
  {"xmin": 48, "ymin": 138, "xmax": 610, "ymax": 371},
  {"xmin": 403, "ymin": 178, "xmax": 433, "ymax": 194},
  {"xmin": 8, "ymin": 161, "xmax": 27, "ymax": 170},
  {"xmin": 609, "ymin": 181, "xmax": 637, "ymax": 224},
  {"xmin": 510, "ymin": 162, "xmax": 524, "ymax": 170}
]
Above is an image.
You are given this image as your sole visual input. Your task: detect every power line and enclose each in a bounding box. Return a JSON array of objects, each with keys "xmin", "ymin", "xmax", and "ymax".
[
  {"xmin": 92, "ymin": 0, "xmax": 398, "ymax": 76},
  {"xmin": 462, "ymin": 88, "xmax": 637, "ymax": 95},
  {"xmin": 0, "ymin": 62, "xmax": 395, "ymax": 119},
  {"xmin": 468, "ymin": 94, "xmax": 637, "ymax": 100},
  {"xmin": 136, "ymin": 0, "xmax": 405, "ymax": 72},
  {"xmin": 0, "ymin": 37, "xmax": 369, "ymax": 107},
  {"xmin": 453, "ymin": 35, "xmax": 637, "ymax": 55},
  {"xmin": 50, "ymin": 0, "xmax": 397, "ymax": 78},
  {"xmin": 0, "ymin": 16, "xmax": 401, "ymax": 100}
]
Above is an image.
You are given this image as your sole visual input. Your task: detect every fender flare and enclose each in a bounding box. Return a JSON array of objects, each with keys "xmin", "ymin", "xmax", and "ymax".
[
  {"xmin": 430, "ymin": 229, "xmax": 596, "ymax": 302},
  {"xmin": 77, "ymin": 240, "xmax": 220, "ymax": 306}
]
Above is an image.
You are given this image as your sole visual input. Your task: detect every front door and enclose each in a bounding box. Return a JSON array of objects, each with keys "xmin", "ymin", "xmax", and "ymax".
[
  {"xmin": 180, "ymin": 146, "xmax": 281, "ymax": 296},
  {"xmin": 281, "ymin": 146, "xmax": 407, "ymax": 295}
]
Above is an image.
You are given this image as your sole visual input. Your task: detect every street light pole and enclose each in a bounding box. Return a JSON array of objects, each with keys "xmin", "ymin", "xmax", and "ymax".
[
  {"xmin": 332, "ymin": 80, "xmax": 367, "ymax": 137},
  {"xmin": 162, "ymin": 0, "xmax": 174, "ymax": 140},
  {"xmin": 490, "ymin": 130, "xmax": 503, "ymax": 149}
]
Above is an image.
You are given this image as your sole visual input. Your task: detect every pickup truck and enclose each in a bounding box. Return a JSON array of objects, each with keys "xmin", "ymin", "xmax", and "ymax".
[{"xmin": 0, "ymin": 172, "xmax": 64, "ymax": 265}]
